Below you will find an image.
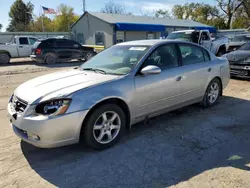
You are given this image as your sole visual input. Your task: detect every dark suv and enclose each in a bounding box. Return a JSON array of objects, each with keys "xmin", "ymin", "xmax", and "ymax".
[{"xmin": 31, "ymin": 38, "xmax": 97, "ymax": 64}]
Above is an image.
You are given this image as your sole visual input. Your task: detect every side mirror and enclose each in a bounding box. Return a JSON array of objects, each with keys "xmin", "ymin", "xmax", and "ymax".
[{"xmin": 141, "ymin": 65, "xmax": 161, "ymax": 75}]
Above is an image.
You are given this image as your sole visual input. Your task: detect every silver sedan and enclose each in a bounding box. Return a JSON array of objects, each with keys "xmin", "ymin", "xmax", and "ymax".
[{"xmin": 7, "ymin": 40, "xmax": 230, "ymax": 149}]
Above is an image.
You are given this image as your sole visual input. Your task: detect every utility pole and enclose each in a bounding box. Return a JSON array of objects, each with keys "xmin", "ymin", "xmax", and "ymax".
[{"xmin": 83, "ymin": 0, "xmax": 86, "ymax": 13}]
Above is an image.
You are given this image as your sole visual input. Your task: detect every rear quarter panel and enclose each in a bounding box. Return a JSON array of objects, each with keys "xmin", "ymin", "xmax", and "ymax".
[
  {"xmin": 208, "ymin": 54, "xmax": 230, "ymax": 90},
  {"xmin": 0, "ymin": 45, "xmax": 19, "ymax": 57}
]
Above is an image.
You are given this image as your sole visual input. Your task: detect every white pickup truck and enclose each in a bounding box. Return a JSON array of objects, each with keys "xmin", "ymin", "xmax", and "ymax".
[
  {"xmin": 0, "ymin": 36, "xmax": 38, "ymax": 64},
  {"xmin": 167, "ymin": 30, "xmax": 229, "ymax": 56}
]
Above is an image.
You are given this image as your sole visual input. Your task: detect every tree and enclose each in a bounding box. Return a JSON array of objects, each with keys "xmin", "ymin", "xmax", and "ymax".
[
  {"xmin": 53, "ymin": 4, "xmax": 79, "ymax": 32},
  {"xmin": 29, "ymin": 16, "xmax": 55, "ymax": 32},
  {"xmin": 7, "ymin": 0, "xmax": 34, "ymax": 32},
  {"xmin": 0, "ymin": 24, "xmax": 2, "ymax": 31},
  {"xmin": 154, "ymin": 9, "xmax": 171, "ymax": 18},
  {"xmin": 171, "ymin": 3, "xmax": 227, "ymax": 29},
  {"xmin": 101, "ymin": 1, "xmax": 126, "ymax": 14},
  {"xmin": 216, "ymin": 0, "xmax": 243, "ymax": 29}
]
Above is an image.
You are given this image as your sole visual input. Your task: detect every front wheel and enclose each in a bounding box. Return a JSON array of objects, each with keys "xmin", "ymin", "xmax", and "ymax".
[
  {"xmin": 83, "ymin": 104, "xmax": 126, "ymax": 150},
  {"xmin": 201, "ymin": 78, "xmax": 221, "ymax": 107}
]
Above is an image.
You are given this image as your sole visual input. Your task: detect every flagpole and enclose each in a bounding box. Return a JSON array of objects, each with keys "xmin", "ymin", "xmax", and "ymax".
[{"xmin": 40, "ymin": 6, "xmax": 45, "ymax": 32}]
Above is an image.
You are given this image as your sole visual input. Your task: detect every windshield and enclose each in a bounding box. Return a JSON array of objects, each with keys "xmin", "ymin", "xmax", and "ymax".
[
  {"xmin": 231, "ymin": 36, "xmax": 250, "ymax": 42},
  {"xmin": 167, "ymin": 32, "xmax": 193, "ymax": 40},
  {"xmin": 80, "ymin": 45, "xmax": 150, "ymax": 75},
  {"xmin": 239, "ymin": 42, "xmax": 250, "ymax": 51}
]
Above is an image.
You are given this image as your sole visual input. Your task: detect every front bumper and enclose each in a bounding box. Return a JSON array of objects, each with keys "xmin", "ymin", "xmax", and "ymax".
[
  {"xmin": 7, "ymin": 103, "xmax": 89, "ymax": 148},
  {"xmin": 230, "ymin": 64, "xmax": 250, "ymax": 78}
]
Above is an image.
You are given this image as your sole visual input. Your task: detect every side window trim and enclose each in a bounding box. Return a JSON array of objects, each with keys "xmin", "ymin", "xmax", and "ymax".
[
  {"xmin": 135, "ymin": 43, "xmax": 181, "ymax": 76},
  {"xmin": 178, "ymin": 43, "xmax": 206, "ymax": 66},
  {"xmin": 202, "ymin": 49, "xmax": 211, "ymax": 62}
]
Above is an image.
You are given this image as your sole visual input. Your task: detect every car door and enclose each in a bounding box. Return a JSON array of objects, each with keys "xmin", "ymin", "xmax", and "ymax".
[
  {"xmin": 68, "ymin": 40, "xmax": 84, "ymax": 59},
  {"xmin": 177, "ymin": 43, "xmax": 212, "ymax": 102},
  {"xmin": 200, "ymin": 31, "xmax": 212, "ymax": 50},
  {"xmin": 54, "ymin": 40, "xmax": 72, "ymax": 59},
  {"xmin": 18, "ymin": 37, "xmax": 32, "ymax": 57},
  {"xmin": 134, "ymin": 44, "xmax": 184, "ymax": 118}
]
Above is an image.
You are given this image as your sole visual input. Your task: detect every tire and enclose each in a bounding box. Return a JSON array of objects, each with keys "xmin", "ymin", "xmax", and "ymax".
[
  {"xmin": 45, "ymin": 53, "xmax": 58, "ymax": 65},
  {"xmin": 84, "ymin": 51, "xmax": 95, "ymax": 61},
  {"xmin": 83, "ymin": 104, "xmax": 126, "ymax": 150},
  {"xmin": 201, "ymin": 78, "xmax": 221, "ymax": 108},
  {"xmin": 0, "ymin": 53, "xmax": 10, "ymax": 64}
]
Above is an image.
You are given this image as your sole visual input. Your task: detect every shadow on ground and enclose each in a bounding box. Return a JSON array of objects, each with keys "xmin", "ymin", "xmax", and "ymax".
[{"xmin": 21, "ymin": 96, "xmax": 250, "ymax": 188}]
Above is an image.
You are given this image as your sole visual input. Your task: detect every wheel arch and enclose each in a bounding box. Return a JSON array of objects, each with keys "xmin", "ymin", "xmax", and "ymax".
[
  {"xmin": 0, "ymin": 50, "xmax": 11, "ymax": 58},
  {"xmin": 80, "ymin": 97, "xmax": 131, "ymax": 139},
  {"xmin": 212, "ymin": 76, "xmax": 223, "ymax": 96},
  {"xmin": 216, "ymin": 45, "xmax": 226, "ymax": 56}
]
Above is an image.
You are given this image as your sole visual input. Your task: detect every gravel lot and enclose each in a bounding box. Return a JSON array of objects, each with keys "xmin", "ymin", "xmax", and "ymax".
[{"xmin": 0, "ymin": 61, "xmax": 250, "ymax": 188}]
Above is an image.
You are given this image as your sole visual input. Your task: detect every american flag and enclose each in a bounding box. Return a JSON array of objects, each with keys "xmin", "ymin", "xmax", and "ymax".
[{"xmin": 42, "ymin": 6, "xmax": 56, "ymax": 14}]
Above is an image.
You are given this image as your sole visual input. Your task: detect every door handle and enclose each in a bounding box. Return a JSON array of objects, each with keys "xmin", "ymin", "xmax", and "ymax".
[
  {"xmin": 208, "ymin": 68, "xmax": 212, "ymax": 72},
  {"xmin": 176, "ymin": 76, "xmax": 182, "ymax": 81}
]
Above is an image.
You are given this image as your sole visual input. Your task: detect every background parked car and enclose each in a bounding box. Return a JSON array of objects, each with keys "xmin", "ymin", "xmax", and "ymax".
[
  {"xmin": 167, "ymin": 30, "xmax": 229, "ymax": 56},
  {"xmin": 222, "ymin": 42, "xmax": 250, "ymax": 78},
  {"xmin": 0, "ymin": 36, "xmax": 38, "ymax": 64},
  {"xmin": 31, "ymin": 38, "xmax": 97, "ymax": 64},
  {"xmin": 226, "ymin": 35, "xmax": 250, "ymax": 53}
]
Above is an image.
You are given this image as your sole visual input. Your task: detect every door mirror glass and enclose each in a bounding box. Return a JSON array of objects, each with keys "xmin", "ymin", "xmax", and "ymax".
[{"xmin": 141, "ymin": 65, "xmax": 161, "ymax": 75}]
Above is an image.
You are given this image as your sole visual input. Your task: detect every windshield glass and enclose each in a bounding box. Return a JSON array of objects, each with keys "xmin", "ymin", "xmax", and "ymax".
[
  {"xmin": 239, "ymin": 42, "xmax": 250, "ymax": 50},
  {"xmin": 80, "ymin": 45, "xmax": 150, "ymax": 75},
  {"xmin": 167, "ymin": 32, "xmax": 193, "ymax": 40},
  {"xmin": 231, "ymin": 36, "xmax": 250, "ymax": 42}
]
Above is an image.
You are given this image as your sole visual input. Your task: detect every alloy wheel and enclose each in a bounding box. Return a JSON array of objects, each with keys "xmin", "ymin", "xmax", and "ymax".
[
  {"xmin": 93, "ymin": 111, "xmax": 121, "ymax": 144},
  {"xmin": 208, "ymin": 82, "xmax": 219, "ymax": 104}
]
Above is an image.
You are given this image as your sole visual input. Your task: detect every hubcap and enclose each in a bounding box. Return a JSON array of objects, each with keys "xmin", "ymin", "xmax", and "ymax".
[
  {"xmin": 208, "ymin": 82, "xmax": 219, "ymax": 104},
  {"xmin": 93, "ymin": 111, "xmax": 121, "ymax": 144},
  {"xmin": 86, "ymin": 52, "xmax": 93, "ymax": 60},
  {"xmin": 0, "ymin": 54, "xmax": 9, "ymax": 64},
  {"xmin": 47, "ymin": 56, "xmax": 56, "ymax": 64}
]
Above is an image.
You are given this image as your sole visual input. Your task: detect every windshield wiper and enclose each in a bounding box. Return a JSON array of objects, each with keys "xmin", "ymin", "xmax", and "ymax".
[{"xmin": 82, "ymin": 68, "xmax": 106, "ymax": 74}]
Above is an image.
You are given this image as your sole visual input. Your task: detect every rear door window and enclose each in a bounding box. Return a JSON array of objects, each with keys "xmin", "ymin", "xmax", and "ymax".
[
  {"xmin": 19, "ymin": 37, "xmax": 29, "ymax": 45},
  {"xmin": 55, "ymin": 40, "xmax": 72, "ymax": 48},
  {"xmin": 179, "ymin": 44, "xmax": 205, "ymax": 66}
]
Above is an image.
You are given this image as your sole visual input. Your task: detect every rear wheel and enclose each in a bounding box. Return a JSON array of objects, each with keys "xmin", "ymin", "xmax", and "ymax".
[
  {"xmin": 201, "ymin": 78, "xmax": 221, "ymax": 107},
  {"xmin": 83, "ymin": 104, "xmax": 126, "ymax": 150},
  {"xmin": 0, "ymin": 53, "xmax": 10, "ymax": 64},
  {"xmin": 45, "ymin": 53, "xmax": 58, "ymax": 65}
]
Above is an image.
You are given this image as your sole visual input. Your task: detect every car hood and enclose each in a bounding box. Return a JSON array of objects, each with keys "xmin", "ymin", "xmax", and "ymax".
[
  {"xmin": 224, "ymin": 50, "xmax": 250, "ymax": 63},
  {"xmin": 228, "ymin": 42, "xmax": 246, "ymax": 46},
  {"xmin": 14, "ymin": 68, "xmax": 119, "ymax": 104}
]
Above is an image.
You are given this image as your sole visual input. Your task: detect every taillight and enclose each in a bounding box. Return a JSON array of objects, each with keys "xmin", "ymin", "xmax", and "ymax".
[{"xmin": 35, "ymin": 48, "xmax": 42, "ymax": 55}]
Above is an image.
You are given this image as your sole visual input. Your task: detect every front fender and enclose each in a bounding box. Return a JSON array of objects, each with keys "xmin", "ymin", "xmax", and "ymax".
[{"xmin": 66, "ymin": 76, "xmax": 134, "ymax": 114}]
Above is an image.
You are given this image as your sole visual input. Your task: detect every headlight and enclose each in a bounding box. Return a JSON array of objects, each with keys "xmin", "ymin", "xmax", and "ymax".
[{"xmin": 35, "ymin": 99, "xmax": 71, "ymax": 116}]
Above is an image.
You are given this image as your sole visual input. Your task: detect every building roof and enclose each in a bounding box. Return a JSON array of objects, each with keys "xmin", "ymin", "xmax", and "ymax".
[{"xmin": 71, "ymin": 12, "xmax": 212, "ymax": 29}]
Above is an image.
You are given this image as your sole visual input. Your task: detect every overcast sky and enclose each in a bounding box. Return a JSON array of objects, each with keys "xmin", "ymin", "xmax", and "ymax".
[{"xmin": 1, "ymin": 0, "xmax": 215, "ymax": 31}]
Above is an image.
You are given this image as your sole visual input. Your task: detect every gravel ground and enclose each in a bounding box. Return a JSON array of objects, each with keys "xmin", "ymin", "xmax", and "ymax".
[{"xmin": 0, "ymin": 62, "xmax": 250, "ymax": 188}]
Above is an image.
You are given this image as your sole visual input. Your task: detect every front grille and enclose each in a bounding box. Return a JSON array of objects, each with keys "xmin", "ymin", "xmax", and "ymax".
[
  {"xmin": 11, "ymin": 95, "xmax": 28, "ymax": 113},
  {"xmin": 230, "ymin": 69, "xmax": 248, "ymax": 76},
  {"xmin": 230, "ymin": 64, "xmax": 245, "ymax": 69}
]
